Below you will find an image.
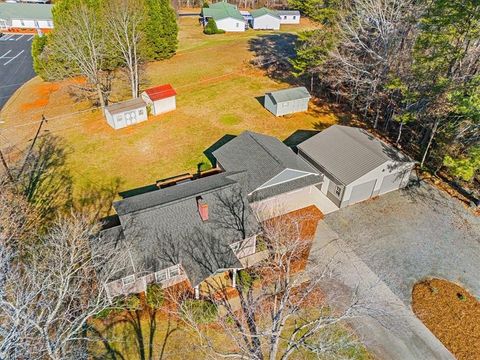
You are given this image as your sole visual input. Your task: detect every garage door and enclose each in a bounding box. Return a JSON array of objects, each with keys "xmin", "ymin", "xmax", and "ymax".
[
  {"xmin": 349, "ymin": 179, "xmax": 376, "ymax": 205},
  {"xmin": 379, "ymin": 172, "xmax": 404, "ymax": 194}
]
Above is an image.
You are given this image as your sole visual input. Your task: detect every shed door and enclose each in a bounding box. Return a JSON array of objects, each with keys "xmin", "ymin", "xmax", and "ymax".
[
  {"xmin": 379, "ymin": 172, "xmax": 404, "ymax": 194},
  {"xmin": 349, "ymin": 179, "xmax": 376, "ymax": 205}
]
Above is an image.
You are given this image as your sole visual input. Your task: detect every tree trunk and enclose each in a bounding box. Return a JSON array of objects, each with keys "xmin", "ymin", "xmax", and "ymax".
[
  {"xmin": 396, "ymin": 122, "xmax": 403, "ymax": 145},
  {"xmin": 420, "ymin": 119, "xmax": 439, "ymax": 168},
  {"xmin": 96, "ymin": 82, "xmax": 106, "ymax": 109}
]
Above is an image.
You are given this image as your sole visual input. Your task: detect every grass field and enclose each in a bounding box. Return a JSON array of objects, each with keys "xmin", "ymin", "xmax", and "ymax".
[{"xmin": 0, "ymin": 17, "xmax": 339, "ymax": 196}]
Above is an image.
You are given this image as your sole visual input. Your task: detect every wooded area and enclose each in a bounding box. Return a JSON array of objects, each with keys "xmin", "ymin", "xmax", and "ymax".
[{"xmin": 291, "ymin": 0, "xmax": 480, "ymax": 193}]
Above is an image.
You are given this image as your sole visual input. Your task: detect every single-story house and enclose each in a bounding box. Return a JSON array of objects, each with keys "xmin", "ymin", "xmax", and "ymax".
[
  {"xmin": 104, "ymin": 98, "xmax": 148, "ymax": 130},
  {"xmin": 201, "ymin": 2, "xmax": 245, "ymax": 32},
  {"xmin": 264, "ymin": 87, "xmax": 311, "ymax": 116},
  {"xmin": 98, "ymin": 171, "xmax": 261, "ymax": 299},
  {"xmin": 212, "ymin": 130, "xmax": 322, "ymax": 204},
  {"xmin": 250, "ymin": 7, "xmax": 280, "ymax": 30},
  {"xmin": 141, "ymin": 84, "xmax": 177, "ymax": 116},
  {"xmin": 297, "ymin": 125, "xmax": 415, "ymax": 208},
  {"xmin": 277, "ymin": 10, "xmax": 301, "ymax": 24},
  {"xmin": 0, "ymin": 3, "xmax": 53, "ymax": 32}
]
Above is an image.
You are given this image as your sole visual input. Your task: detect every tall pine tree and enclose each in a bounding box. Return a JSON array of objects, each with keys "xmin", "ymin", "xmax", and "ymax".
[{"xmin": 142, "ymin": 0, "xmax": 178, "ymax": 61}]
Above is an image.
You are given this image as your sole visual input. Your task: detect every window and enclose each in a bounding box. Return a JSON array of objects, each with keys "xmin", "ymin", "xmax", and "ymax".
[
  {"xmin": 122, "ymin": 275, "xmax": 135, "ymax": 287},
  {"xmin": 293, "ymin": 16, "xmax": 296, "ymax": 19},
  {"xmin": 138, "ymin": 109, "xmax": 144, "ymax": 116},
  {"xmin": 155, "ymin": 270, "xmax": 167, "ymax": 282},
  {"xmin": 284, "ymin": 16, "xmax": 287, "ymax": 19},
  {"xmin": 169, "ymin": 266, "xmax": 180, "ymax": 278},
  {"xmin": 116, "ymin": 115, "xmax": 124, "ymax": 121},
  {"xmin": 335, "ymin": 185, "xmax": 342, "ymax": 197},
  {"xmin": 20, "ymin": 20, "xmax": 25, "ymax": 27},
  {"xmin": 236, "ymin": 22, "xmax": 239, "ymax": 28}
]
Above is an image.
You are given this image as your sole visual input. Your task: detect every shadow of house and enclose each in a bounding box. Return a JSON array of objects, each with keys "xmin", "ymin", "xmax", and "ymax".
[
  {"xmin": 119, "ymin": 184, "xmax": 159, "ymax": 199},
  {"xmin": 204, "ymin": 134, "xmax": 237, "ymax": 168},
  {"xmin": 249, "ymin": 33, "xmax": 299, "ymax": 84},
  {"xmin": 283, "ymin": 130, "xmax": 320, "ymax": 152}
]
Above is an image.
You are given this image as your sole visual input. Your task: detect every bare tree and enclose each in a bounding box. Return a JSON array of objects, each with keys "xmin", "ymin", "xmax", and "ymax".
[
  {"xmin": 104, "ymin": 0, "xmax": 145, "ymax": 99},
  {"xmin": 176, "ymin": 208, "xmax": 369, "ymax": 359},
  {"xmin": 51, "ymin": 1, "xmax": 112, "ymax": 108},
  {"xmin": 0, "ymin": 215, "xmax": 123, "ymax": 360}
]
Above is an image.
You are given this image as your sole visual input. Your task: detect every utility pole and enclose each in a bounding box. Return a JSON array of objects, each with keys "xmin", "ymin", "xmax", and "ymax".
[{"xmin": 17, "ymin": 115, "xmax": 47, "ymax": 179}]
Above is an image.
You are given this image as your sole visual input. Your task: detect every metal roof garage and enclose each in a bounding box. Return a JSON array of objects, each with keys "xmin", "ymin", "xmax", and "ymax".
[{"xmin": 297, "ymin": 125, "xmax": 415, "ymax": 208}]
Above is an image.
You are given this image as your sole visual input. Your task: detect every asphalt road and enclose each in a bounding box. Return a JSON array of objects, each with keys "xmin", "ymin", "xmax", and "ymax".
[{"xmin": 0, "ymin": 34, "xmax": 36, "ymax": 110}]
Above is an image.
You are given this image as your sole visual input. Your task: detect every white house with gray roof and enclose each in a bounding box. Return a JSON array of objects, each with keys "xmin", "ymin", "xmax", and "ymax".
[
  {"xmin": 278, "ymin": 10, "xmax": 301, "ymax": 24},
  {"xmin": 98, "ymin": 171, "xmax": 261, "ymax": 299},
  {"xmin": 298, "ymin": 125, "xmax": 415, "ymax": 208},
  {"xmin": 264, "ymin": 87, "xmax": 311, "ymax": 116}
]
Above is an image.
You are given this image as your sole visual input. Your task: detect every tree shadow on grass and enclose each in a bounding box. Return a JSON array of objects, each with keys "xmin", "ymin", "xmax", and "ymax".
[{"xmin": 249, "ymin": 33, "xmax": 299, "ymax": 84}]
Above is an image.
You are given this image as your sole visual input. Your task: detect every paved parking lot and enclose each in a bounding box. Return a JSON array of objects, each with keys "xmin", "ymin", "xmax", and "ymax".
[{"xmin": 0, "ymin": 34, "xmax": 36, "ymax": 109}]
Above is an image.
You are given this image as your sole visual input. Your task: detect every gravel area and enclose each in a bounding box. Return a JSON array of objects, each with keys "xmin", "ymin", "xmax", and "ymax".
[{"xmin": 324, "ymin": 182, "xmax": 480, "ymax": 305}]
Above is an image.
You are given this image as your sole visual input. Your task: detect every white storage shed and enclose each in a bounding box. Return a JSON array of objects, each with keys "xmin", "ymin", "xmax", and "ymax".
[
  {"xmin": 264, "ymin": 87, "xmax": 311, "ymax": 116},
  {"xmin": 104, "ymin": 98, "xmax": 148, "ymax": 130},
  {"xmin": 141, "ymin": 84, "xmax": 177, "ymax": 116}
]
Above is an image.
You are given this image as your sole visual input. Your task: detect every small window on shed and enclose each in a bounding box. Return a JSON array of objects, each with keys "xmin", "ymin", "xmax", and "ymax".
[
  {"xmin": 335, "ymin": 185, "xmax": 342, "ymax": 197},
  {"xmin": 116, "ymin": 115, "xmax": 124, "ymax": 121},
  {"xmin": 138, "ymin": 109, "xmax": 144, "ymax": 116},
  {"xmin": 155, "ymin": 270, "xmax": 167, "ymax": 283},
  {"xmin": 122, "ymin": 275, "xmax": 135, "ymax": 287},
  {"xmin": 293, "ymin": 16, "xmax": 296, "ymax": 19},
  {"xmin": 284, "ymin": 16, "xmax": 287, "ymax": 19},
  {"xmin": 236, "ymin": 22, "xmax": 240, "ymax": 27}
]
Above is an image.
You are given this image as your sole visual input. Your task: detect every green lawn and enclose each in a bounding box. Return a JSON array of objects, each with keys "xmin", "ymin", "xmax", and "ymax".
[{"xmin": 0, "ymin": 17, "xmax": 338, "ymax": 198}]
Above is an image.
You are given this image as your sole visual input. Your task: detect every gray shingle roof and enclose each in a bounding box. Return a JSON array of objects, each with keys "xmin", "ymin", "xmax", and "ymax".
[
  {"xmin": 298, "ymin": 125, "xmax": 412, "ymax": 185},
  {"xmin": 105, "ymin": 98, "xmax": 146, "ymax": 116},
  {"xmin": 102, "ymin": 171, "xmax": 260, "ymax": 287},
  {"xmin": 212, "ymin": 131, "xmax": 318, "ymax": 194},
  {"xmin": 266, "ymin": 87, "xmax": 311, "ymax": 104}
]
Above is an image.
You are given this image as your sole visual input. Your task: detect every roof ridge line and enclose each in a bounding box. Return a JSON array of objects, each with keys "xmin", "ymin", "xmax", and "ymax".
[
  {"xmin": 337, "ymin": 126, "xmax": 387, "ymax": 161},
  {"xmin": 246, "ymin": 131, "xmax": 284, "ymax": 167}
]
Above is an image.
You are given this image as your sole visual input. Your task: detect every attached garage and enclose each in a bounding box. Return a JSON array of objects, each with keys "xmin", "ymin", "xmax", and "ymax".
[{"xmin": 298, "ymin": 125, "xmax": 415, "ymax": 208}]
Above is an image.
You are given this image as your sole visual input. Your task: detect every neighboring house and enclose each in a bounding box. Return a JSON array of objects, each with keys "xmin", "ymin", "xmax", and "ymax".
[
  {"xmin": 201, "ymin": 2, "xmax": 245, "ymax": 32},
  {"xmin": 104, "ymin": 98, "xmax": 148, "ymax": 130},
  {"xmin": 277, "ymin": 10, "xmax": 300, "ymax": 24},
  {"xmin": 98, "ymin": 171, "xmax": 261, "ymax": 300},
  {"xmin": 0, "ymin": 3, "xmax": 53, "ymax": 32},
  {"xmin": 264, "ymin": 87, "xmax": 311, "ymax": 116},
  {"xmin": 212, "ymin": 130, "xmax": 322, "ymax": 204},
  {"xmin": 141, "ymin": 84, "xmax": 177, "ymax": 116},
  {"xmin": 298, "ymin": 125, "xmax": 415, "ymax": 208},
  {"xmin": 250, "ymin": 7, "xmax": 280, "ymax": 30}
]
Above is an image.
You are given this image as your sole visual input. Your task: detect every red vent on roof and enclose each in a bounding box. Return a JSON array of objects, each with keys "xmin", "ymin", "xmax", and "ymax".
[
  {"xmin": 197, "ymin": 197, "xmax": 209, "ymax": 221},
  {"xmin": 144, "ymin": 84, "xmax": 177, "ymax": 101}
]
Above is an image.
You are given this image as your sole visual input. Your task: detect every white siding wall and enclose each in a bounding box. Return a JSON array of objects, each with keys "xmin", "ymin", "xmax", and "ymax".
[
  {"xmin": 341, "ymin": 161, "xmax": 413, "ymax": 207},
  {"xmin": 11, "ymin": 19, "xmax": 36, "ymax": 28},
  {"xmin": 252, "ymin": 15, "xmax": 280, "ymax": 30},
  {"xmin": 279, "ymin": 14, "xmax": 300, "ymax": 24},
  {"xmin": 215, "ymin": 17, "xmax": 245, "ymax": 32},
  {"xmin": 105, "ymin": 106, "xmax": 148, "ymax": 130},
  {"xmin": 153, "ymin": 96, "xmax": 176, "ymax": 115},
  {"xmin": 264, "ymin": 94, "xmax": 277, "ymax": 115},
  {"xmin": 275, "ymin": 98, "xmax": 309, "ymax": 116},
  {"xmin": 37, "ymin": 20, "xmax": 53, "ymax": 29}
]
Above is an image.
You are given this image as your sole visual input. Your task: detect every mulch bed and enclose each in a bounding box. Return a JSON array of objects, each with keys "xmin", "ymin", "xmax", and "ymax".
[{"xmin": 412, "ymin": 278, "xmax": 480, "ymax": 360}]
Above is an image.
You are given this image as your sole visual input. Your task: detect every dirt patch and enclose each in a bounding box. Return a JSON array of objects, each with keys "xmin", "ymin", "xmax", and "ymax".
[
  {"xmin": 20, "ymin": 82, "xmax": 60, "ymax": 111},
  {"xmin": 412, "ymin": 278, "xmax": 480, "ymax": 360}
]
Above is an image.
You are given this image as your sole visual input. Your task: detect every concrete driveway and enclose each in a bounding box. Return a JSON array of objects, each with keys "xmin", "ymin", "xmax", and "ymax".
[
  {"xmin": 0, "ymin": 34, "xmax": 36, "ymax": 109},
  {"xmin": 324, "ymin": 182, "xmax": 480, "ymax": 304}
]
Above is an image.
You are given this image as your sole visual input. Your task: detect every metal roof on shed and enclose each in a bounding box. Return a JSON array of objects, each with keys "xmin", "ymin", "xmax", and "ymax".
[
  {"xmin": 266, "ymin": 87, "xmax": 311, "ymax": 104},
  {"xmin": 277, "ymin": 10, "xmax": 300, "ymax": 16},
  {"xmin": 298, "ymin": 125, "xmax": 412, "ymax": 185},
  {"xmin": 143, "ymin": 84, "xmax": 176, "ymax": 101},
  {"xmin": 0, "ymin": 3, "xmax": 52, "ymax": 20},
  {"xmin": 105, "ymin": 98, "xmax": 146, "ymax": 115}
]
